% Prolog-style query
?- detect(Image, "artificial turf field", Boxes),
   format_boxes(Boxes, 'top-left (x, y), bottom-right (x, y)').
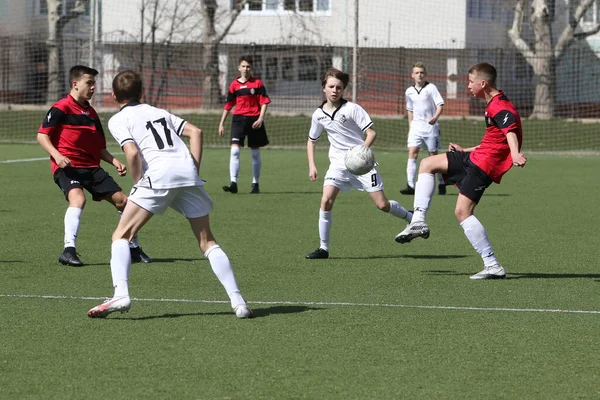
top-left (0, 144), bottom-right (599, 399)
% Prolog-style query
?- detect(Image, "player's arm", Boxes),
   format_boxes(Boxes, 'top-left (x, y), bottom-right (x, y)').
top-left (407, 110), bottom-right (413, 132)
top-left (218, 109), bottom-right (230, 137)
top-left (364, 127), bottom-right (377, 147)
top-left (252, 103), bottom-right (268, 129)
top-left (121, 142), bottom-right (143, 183)
top-left (182, 122), bottom-right (203, 172)
top-left (506, 131), bottom-right (527, 167)
top-left (307, 139), bottom-right (318, 181)
top-left (448, 142), bottom-right (478, 152)
top-left (100, 149), bottom-right (127, 176)
top-left (37, 133), bottom-right (71, 168)
top-left (429, 104), bottom-right (444, 125)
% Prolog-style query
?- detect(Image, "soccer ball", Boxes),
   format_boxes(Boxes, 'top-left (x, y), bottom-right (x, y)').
top-left (344, 145), bottom-right (375, 175)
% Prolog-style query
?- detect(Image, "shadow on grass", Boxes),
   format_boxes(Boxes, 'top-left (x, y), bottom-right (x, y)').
top-left (330, 254), bottom-right (468, 260)
top-left (0, 260), bottom-right (24, 263)
top-left (231, 191), bottom-right (322, 195)
top-left (114, 305), bottom-right (321, 321)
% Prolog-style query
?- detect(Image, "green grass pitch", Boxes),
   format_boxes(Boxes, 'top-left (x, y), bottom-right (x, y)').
top-left (0, 144), bottom-right (599, 399)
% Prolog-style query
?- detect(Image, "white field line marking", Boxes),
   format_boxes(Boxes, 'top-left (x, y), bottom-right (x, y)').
top-left (0, 157), bottom-right (48, 163)
top-left (1, 293), bottom-right (599, 315)
top-left (0, 152), bottom-right (124, 164)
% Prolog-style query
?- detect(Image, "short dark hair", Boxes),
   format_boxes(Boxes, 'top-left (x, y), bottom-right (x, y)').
top-left (239, 55), bottom-right (253, 65)
top-left (468, 62), bottom-right (497, 86)
top-left (69, 65), bottom-right (98, 85)
top-left (321, 68), bottom-right (350, 89)
top-left (112, 70), bottom-right (143, 103)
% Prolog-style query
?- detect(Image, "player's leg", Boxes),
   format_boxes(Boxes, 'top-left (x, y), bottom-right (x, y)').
top-left (87, 200), bottom-right (154, 318)
top-left (250, 147), bottom-right (261, 193)
top-left (223, 116), bottom-right (245, 193)
top-left (189, 215), bottom-right (253, 318)
top-left (454, 169), bottom-right (503, 280)
top-left (102, 184), bottom-right (152, 264)
top-left (368, 190), bottom-right (412, 222)
top-left (395, 153), bottom-right (449, 243)
top-left (426, 134), bottom-right (446, 195)
top-left (401, 145), bottom-right (420, 195)
top-left (54, 168), bottom-right (86, 266)
top-left (306, 184), bottom-right (340, 259)
top-left (248, 119), bottom-right (268, 194)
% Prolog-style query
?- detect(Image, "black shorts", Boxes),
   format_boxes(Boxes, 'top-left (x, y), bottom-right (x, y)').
top-left (445, 151), bottom-right (493, 204)
top-left (53, 167), bottom-right (122, 202)
top-left (230, 114), bottom-right (269, 148)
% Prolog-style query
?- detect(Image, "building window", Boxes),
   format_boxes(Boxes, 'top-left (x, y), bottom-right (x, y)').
top-left (236, 0), bottom-right (330, 13)
top-left (265, 57), bottom-right (278, 80)
top-left (298, 55), bottom-right (318, 81)
top-left (581, 0), bottom-right (599, 25)
top-left (34, 0), bottom-right (90, 17)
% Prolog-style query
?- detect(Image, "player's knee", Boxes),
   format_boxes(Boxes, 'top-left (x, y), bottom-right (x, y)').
top-left (375, 199), bottom-right (389, 212)
top-left (112, 194), bottom-right (128, 210)
top-left (320, 197), bottom-right (334, 211)
top-left (454, 207), bottom-right (471, 223)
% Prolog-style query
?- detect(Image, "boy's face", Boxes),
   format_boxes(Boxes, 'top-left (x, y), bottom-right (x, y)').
top-left (411, 67), bottom-right (426, 84)
top-left (238, 61), bottom-right (252, 78)
top-left (468, 72), bottom-right (485, 98)
top-left (323, 77), bottom-right (345, 103)
top-left (72, 74), bottom-right (96, 100)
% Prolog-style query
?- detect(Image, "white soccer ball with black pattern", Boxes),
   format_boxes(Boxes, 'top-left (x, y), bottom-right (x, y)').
top-left (344, 145), bottom-right (375, 175)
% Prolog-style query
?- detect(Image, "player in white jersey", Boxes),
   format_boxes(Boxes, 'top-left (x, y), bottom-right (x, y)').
top-left (400, 62), bottom-right (446, 196)
top-left (88, 70), bottom-right (253, 319)
top-left (305, 68), bottom-right (413, 259)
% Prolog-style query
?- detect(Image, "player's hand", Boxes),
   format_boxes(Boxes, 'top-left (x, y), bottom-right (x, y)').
top-left (114, 160), bottom-right (127, 176)
top-left (512, 153), bottom-right (527, 167)
top-left (428, 118), bottom-right (437, 125)
top-left (55, 155), bottom-right (71, 168)
top-left (218, 124), bottom-right (225, 137)
top-left (252, 119), bottom-right (263, 129)
top-left (448, 142), bottom-right (463, 152)
top-left (309, 167), bottom-right (318, 181)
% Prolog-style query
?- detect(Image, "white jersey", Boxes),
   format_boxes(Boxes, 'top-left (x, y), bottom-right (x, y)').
top-left (405, 82), bottom-right (444, 136)
top-left (308, 99), bottom-right (373, 168)
top-left (108, 103), bottom-right (202, 189)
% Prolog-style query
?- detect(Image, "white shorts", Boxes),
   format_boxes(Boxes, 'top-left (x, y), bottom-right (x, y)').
top-left (407, 122), bottom-right (441, 152)
top-left (324, 166), bottom-right (384, 193)
top-left (407, 133), bottom-right (441, 152)
top-left (128, 185), bottom-right (214, 218)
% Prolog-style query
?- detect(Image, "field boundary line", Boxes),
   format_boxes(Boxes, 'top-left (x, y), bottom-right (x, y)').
top-left (2, 293), bottom-right (599, 315)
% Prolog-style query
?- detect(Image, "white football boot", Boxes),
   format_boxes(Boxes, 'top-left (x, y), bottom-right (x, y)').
top-left (88, 296), bottom-right (132, 318)
top-left (469, 264), bottom-right (506, 280)
top-left (234, 304), bottom-right (254, 319)
top-left (395, 221), bottom-right (430, 243)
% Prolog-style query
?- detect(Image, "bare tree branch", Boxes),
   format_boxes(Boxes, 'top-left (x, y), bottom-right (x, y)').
top-left (555, 0), bottom-right (597, 58)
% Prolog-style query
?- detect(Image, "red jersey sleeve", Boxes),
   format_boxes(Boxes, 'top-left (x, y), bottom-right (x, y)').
top-left (38, 106), bottom-right (67, 136)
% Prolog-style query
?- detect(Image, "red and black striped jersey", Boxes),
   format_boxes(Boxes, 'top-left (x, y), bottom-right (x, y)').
top-left (224, 77), bottom-right (270, 116)
top-left (38, 94), bottom-right (107, 174)
top-left (470, 91), bottom-right (522, 184)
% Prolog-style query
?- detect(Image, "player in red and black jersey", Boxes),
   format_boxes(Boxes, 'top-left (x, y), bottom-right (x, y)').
top-left (37, 65), bottom-right (151, 266)
top-left (396, 62), bottom-right (527, 280)
top-left (218, 56), bottom-right (271, 194)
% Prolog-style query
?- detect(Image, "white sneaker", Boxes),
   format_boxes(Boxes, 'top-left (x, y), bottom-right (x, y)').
top-left (395, 221), bottom-right (430, 243)
top-left (234, 304), bottom-right (254, 319)
top-left (469, 264), bottom-right (506, 280)
top-left (88, 296), bottom-right (131, 318)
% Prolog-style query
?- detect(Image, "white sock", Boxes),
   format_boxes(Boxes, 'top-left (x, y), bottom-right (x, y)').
top-left (204, 245), bottom-right (245, 308)
top-left (318, 210), bottom-right (332, 251)
top-left (111, 239), bottom-right (131, 298)
top-left (460, 215), bottom-right (498, 267)
top-left (436, 173), bottom-right (445, 185)
top-left (388, 200), bottom-right (412, 222)
top-left (64, 207), bottom-right (82, 248)
top-left (251, 148), bottom-right (261, 184)
top-left (406, 158), bottom-right (417, 188)
top-left (412, 173), bottom-right (435, 223)
top-left (229, 146), bottom-right (240, 183)
top-left (118, 211), bottom-right (139, 248)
